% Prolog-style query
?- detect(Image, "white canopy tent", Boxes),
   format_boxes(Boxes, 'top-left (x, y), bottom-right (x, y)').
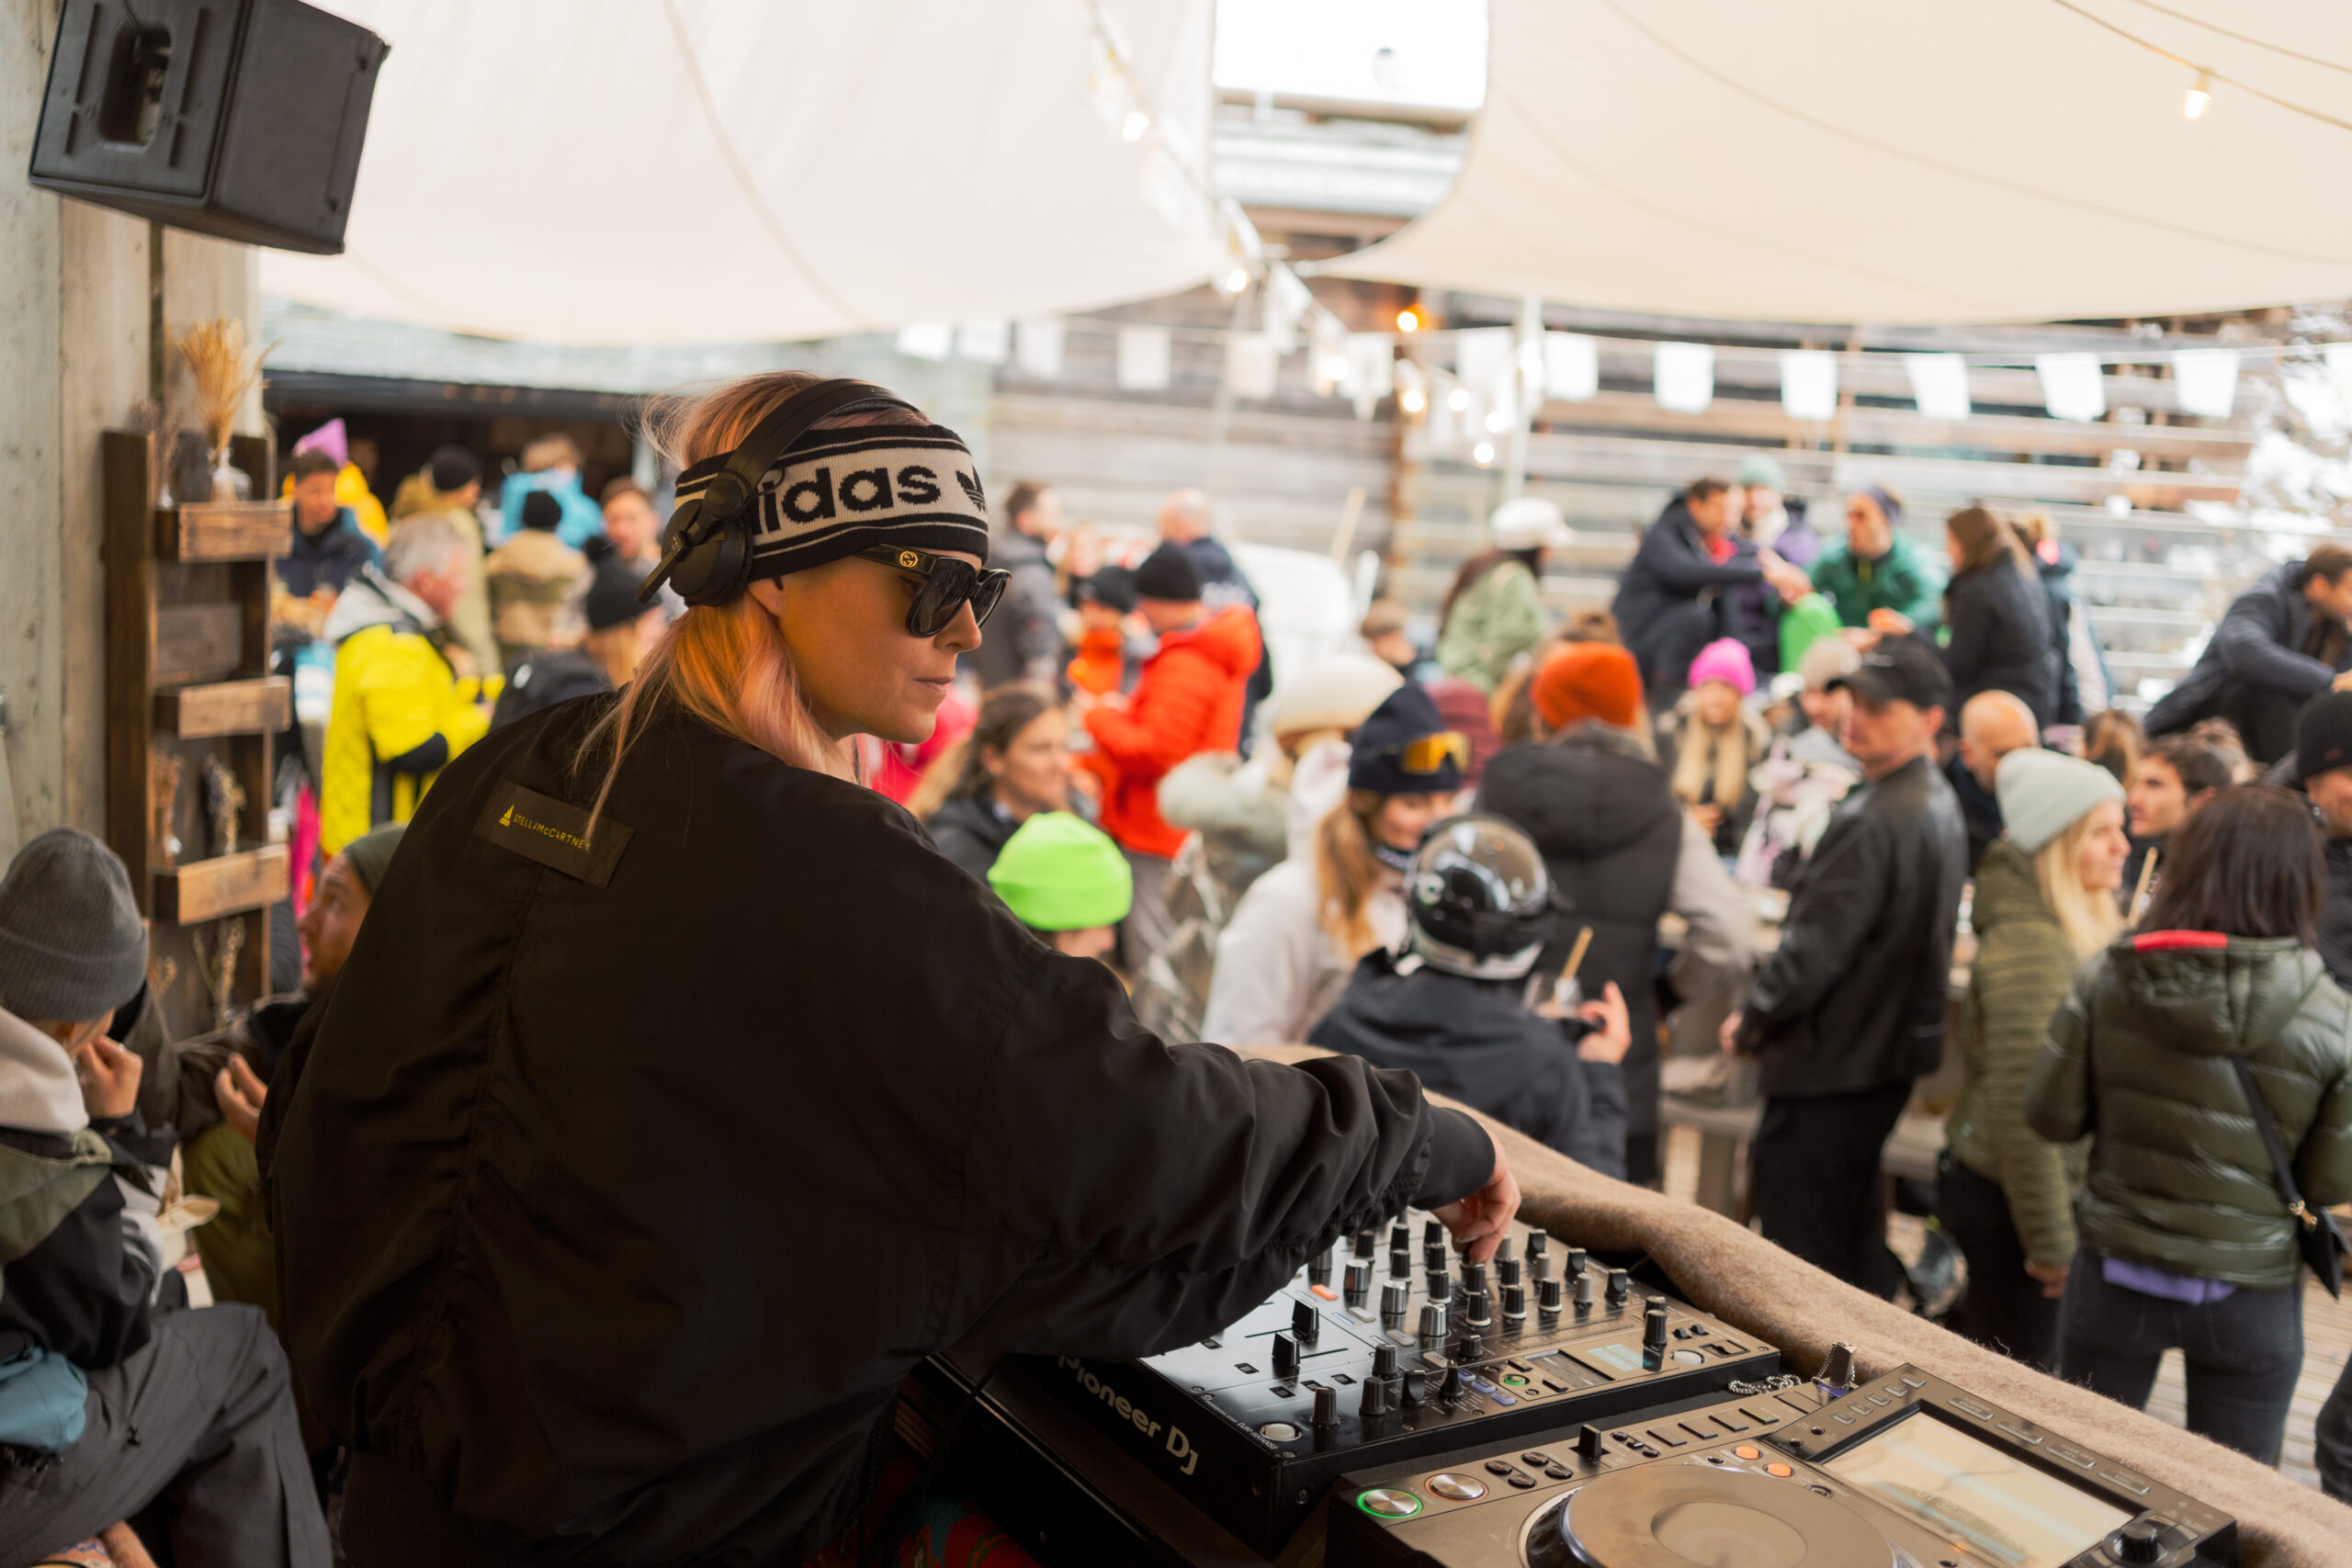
top-left (262, 0), bottom-right (1219, 344)
top-left (1328, 0), bottom-right (2352, 323)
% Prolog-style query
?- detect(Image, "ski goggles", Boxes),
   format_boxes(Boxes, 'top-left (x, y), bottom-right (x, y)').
top-left (1367, 731), bottom-right (1471, 776)
top-left (856, 545), bottom-right (1011, 637)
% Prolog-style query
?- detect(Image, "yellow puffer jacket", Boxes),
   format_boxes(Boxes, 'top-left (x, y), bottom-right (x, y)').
top-left (320, 570), bottom-right (491, 854)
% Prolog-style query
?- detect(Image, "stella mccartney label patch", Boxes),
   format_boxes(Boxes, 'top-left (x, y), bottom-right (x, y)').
top-left (474, 783), bottom-right (632, 886)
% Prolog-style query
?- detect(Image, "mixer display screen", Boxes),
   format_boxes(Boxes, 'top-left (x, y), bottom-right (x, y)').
top-left (1825, 1411), bottom-right (2132, 1568)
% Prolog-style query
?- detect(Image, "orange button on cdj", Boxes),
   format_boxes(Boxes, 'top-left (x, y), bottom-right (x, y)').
top-left (1732, 1445), bottom-right (1761, 1461)
top-left (1309, 1285), bottom-right (1338, 1301)
top-left (1764, 1462), bottom-right (1793, 1478)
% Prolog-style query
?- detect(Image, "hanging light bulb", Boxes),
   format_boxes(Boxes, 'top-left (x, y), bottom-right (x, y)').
top-left (1447, 387), bottom-right (1471, 412)
top-left (1400, 386), bottom-right (1427, 413)
top-left (1483, 408), bottom-right (1510, 434)
top-left (1396, 307), bottom-right (1421, 333)
top-left (1473, 441), bottom-right (1496, 467)
top-left (2183, 66), bottom-right (2211, 120)
top-left (1122, 108), bottom-right (1152, 141)
top-left (1223, 266), bottom-right (1250, 295)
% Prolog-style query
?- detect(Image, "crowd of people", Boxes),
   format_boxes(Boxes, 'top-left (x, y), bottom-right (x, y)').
top-left (8, 378), bottom-right (2352, 1564)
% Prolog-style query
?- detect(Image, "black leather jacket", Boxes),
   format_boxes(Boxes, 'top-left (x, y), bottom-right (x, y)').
top-left (1736, 753), bottom-right (1967, 1097)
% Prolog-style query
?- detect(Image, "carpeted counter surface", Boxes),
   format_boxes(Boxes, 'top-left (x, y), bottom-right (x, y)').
top-left (1242, 1045), bottom-right (2352, 1568)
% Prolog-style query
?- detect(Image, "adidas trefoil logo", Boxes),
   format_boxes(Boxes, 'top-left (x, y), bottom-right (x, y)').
top-left (956, 469), bottom-right (986, 512)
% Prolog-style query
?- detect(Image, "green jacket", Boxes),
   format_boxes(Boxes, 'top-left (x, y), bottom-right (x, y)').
top-left (2027, 931), bottom-right (2352, 1289)
top-left (1946, 840), bottom-right (2087, 1269)
top-left (1437, 558), bottom-right (1545, 694)
top-left (1810, 535), bottom-right (1943, 631)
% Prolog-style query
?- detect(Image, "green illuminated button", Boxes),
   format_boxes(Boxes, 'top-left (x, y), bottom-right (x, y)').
top-left (1356, 1487), bottom-right (1423, 1517)
top-left (1502, 1373), bottom-right (1529, 1386)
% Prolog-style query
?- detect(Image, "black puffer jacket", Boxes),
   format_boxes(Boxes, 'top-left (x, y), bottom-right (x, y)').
top-left (2321, 837), bottom-right (2352, 994)
top-left (1941, 558), bottom-right (2056, 727)
top-left (924, 791), bottom-right (1018, 884)
top-left (1476, 731), bottom-right (1682, 1144)
top-left (1611, 498), bottom-right (1762, 697)
top-left (1310, 952), bottom-right (1628, 1179)
top-left (1736, 754), bottom-right (1968, 1097)
top-left (266, 695), bottom-right (1491, 1565)
top-left (2028, 931), bottom-right (2352, 1289)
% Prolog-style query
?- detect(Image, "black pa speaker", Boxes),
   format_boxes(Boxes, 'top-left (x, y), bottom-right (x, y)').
top-left (28, 0), bottom-right (389, 254)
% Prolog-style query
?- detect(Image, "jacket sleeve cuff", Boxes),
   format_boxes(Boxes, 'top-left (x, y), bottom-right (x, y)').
top-left (1413, 1108), bottom-right (1494, 1207)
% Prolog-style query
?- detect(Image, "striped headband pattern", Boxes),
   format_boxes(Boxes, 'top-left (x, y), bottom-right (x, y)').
top-left (672, 424), bottom-right (990, 580)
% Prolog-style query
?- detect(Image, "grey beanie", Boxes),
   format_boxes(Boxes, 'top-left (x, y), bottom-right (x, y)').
top-left (0, 828), bottom-right (150, 1021)
top-left (1996, 747), bottom-right (2124, 856)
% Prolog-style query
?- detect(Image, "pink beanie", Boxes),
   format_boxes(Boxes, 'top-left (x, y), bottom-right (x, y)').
top-left (1687, 638), bottom-right (1756, 698)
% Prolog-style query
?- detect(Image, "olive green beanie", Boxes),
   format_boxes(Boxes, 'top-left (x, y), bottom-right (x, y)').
top-left (988, 813), bottom-right (1132, 932)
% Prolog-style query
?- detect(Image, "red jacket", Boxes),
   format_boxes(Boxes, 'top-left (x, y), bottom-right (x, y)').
top-left (1085, 606), bottom-right (1262, 858)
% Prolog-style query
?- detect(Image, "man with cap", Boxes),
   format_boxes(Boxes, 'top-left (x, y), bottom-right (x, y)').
top-left (1722, 635), bottom-right (1968, 1294)
top-left (1438, 497), bottom-right (1572, 694)
top-left (1084, 541), bottom-right (1264, 968)
top-left (1614, 478), bottom-right (1811, 705)
top-left (183, 822), bottom-right (406, 1323)
top-left (987, 812), bottom-right (1134, 963)
top-left (485, 488), bottom-right (591, 669)
top-left (0, 829), bottom-right (328, 1568)
top-left (1810, 486), bottom-right (1944, 634)
top-left (1478, 643), bottom-right (1753, 1184)
top-left (1066, 565), bottom-right (1140, 698)
top-left (1158, 487), bottom-right (1272, 741)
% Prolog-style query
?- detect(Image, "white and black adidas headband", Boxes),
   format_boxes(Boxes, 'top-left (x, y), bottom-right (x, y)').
top-left (672, 423), bottom-right (990, 581)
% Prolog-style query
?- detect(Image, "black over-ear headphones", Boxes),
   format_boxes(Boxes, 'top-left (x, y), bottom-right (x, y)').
top-left (639, 378), bottom-right (915, 608)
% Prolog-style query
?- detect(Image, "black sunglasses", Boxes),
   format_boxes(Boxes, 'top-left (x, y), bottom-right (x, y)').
top-left (855, 545), bottom-right (1011, 637)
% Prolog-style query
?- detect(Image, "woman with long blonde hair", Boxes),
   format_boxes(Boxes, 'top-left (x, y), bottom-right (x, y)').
top-left (267, 371), bottom-right (1518, 1567)
top-left (1936, 748), bottom-right (2127, 1371)
top-left (1203, 682), bottom-right (1462, 1045)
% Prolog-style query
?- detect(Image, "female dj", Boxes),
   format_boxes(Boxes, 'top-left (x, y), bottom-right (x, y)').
top-left (264, 372), bottom-right (1518, 1566)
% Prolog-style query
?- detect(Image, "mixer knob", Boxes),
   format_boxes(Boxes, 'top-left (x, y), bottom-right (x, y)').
top-left (1307, 1249), bottom-right (1333, 1288)
top-left (1418, 1303), bottom-right (1449, 1345)
top-left (1573, 1273), bottom-right (1596, 1314)
top-left (1353, 1228), bottom-right (1375, 1258)
top-left (1501, 1283), bottom-right (1527, 1323)
top-left (1424, 1219), bottom-right (1443, 1246)
top-left (1390, 1224), bottom-right (1410, 1252)
top-left (1642, 1298), bottom-right (1669, 1351)
top-left (1497, 1257), bottom-right (1521, 1288)
top-left (1427, 1273), bottom-right (1453, 1303)
top-left (1292, 1299), bottom-right (1319, 1345)
top-left (1494, 1235), bottom-right (1514, 1260)
top-left (1464, 1290), bottom-right (1493, 1328)
top-left (1381, 1282), bottom-right (1409, 1326)
top-left (2112, 1520), bottom-right (2165, 1566)
top-left (1402, 1369), bottom-right (1429, 1405)
top-left (1605, 1269), bottom-right (1631, 1307)
top-left (1344, 1260), bottom-right (1371, 1307)
top-left (1312, 1384), bottom-right (1340, 1430)
top-left (1461, 1261), bottom-right (1488, 1298)
top-left (1454, 1330), bottom-right (1484, 1364)
top-left (1424, 1242), bottom-right (1447, 1273)
top-left (1272, 1333), bottom-right (1299, 1380)
top-left (1439, 1366), bottom-right (1465, 1403)
top-left (1566, 1247), bottom-right (1589, 1279)
top-left (1360, 1375), bottom-right (1388, 1418)
top-left (1575, 1423), bottom-right (1606, 1461)
top-left (1390, 1247), bottom-right (1411, 1280)
top-left (1373, 1344), bottom-right (1399, 1379)
top-left (1527, 1231), bottom-right (1549, 1258)
top-left (1538, 1277), bottom-right (1564, 1316)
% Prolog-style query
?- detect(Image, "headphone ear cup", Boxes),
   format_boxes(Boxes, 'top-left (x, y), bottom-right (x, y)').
top-left (671, 518), bottom-right (751, 607)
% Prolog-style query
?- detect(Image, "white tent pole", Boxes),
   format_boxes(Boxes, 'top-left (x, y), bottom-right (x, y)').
top-left (1499, 292), bottom-right (1543, 505)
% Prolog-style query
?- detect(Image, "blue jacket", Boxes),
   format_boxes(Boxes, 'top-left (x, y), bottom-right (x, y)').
top-left (277, 506), bottom-right (382, 599)
top-left (498, 469), bottom-right (605, 551)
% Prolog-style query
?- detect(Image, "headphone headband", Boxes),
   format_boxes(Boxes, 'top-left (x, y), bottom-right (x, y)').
top-left (640, 378), bottom-right (919, 607)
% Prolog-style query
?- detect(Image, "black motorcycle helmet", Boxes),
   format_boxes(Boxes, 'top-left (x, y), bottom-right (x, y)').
top-left (1404, 813), bottom-right (1554, 981)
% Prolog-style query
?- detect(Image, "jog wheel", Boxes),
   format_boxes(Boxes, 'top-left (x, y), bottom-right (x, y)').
top-left (1524, 1468), bottom-right (1894, 1568)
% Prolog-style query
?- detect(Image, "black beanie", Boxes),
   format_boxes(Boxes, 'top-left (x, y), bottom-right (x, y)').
top-left (520, 490), bottom-right (563, 532)
top-left (1082, 566), bottom-right (1138, 615)
top-left (428, 445), bottom-right (481, 492)
top-left (581, 537), bottom-right (648, 632)
top-left (1349, 682), bottom-right (1463, 795)
top-left (1133, 542), bottom-right (1202, 604)
top-left (2297, 691), bottom-right (2352, 783)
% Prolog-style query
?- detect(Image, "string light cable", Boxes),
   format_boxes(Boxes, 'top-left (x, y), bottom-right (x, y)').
top-left (2111, 0), bottom-right (2352, 78)
top-left (2042, 0), bottom-right (2352, 132)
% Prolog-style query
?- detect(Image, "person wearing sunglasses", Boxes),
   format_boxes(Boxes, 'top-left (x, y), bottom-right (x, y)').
top-left (1204, 683), bottom-right (1467, 1047)
top-left (263, 371), bottom-right (1520, 1568)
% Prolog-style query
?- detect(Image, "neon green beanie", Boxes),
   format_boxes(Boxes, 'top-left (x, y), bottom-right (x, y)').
top-left (988, 812), bottom-right (1133, 931)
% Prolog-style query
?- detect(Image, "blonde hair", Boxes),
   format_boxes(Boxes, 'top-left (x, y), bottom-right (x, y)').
top-left (1316, 791), bottom-right (1395, 960)
top-left (1669, 700), bottom-right (1757, 817)
top-left (2035, 809), bottom-right (2125, 959)
top-left (572, 371), bottom-right (926, 821)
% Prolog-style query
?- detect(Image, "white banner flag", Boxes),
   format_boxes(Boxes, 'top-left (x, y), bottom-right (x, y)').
top-left (1905, 353), bottom-right (1972, 421)
top-left (1543, 333), bottom-right (1599, 401)
top-left (1780, 350), bottom-right (1838, 422)
top-left (2037, 353), bottom-right (2107, 423)
top-left (956, 320), bottom-right (1009, 365)
top-left (1261, 264), bottom-right (1311, 356)
top-left (1655, 342), bottom-right (1713, 413)
top-left (894, 322), bottom-right (953, 362)
top-left (1116, 325), bottom-right (1172, 391)
top-left (2172, 347), bottom-right (2240, 418)
top-left (1013, 318), bottom-right (1065, 378)
top-left (1225, 334), bottom-right (1278, 400)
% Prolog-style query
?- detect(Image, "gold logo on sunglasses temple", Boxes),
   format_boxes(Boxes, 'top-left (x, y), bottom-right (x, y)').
top-left (899, 549), bottom-right (922, 570)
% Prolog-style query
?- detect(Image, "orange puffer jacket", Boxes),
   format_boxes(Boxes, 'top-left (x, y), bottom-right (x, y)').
top-left (1085, 606), bottom-right (1262, 858)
